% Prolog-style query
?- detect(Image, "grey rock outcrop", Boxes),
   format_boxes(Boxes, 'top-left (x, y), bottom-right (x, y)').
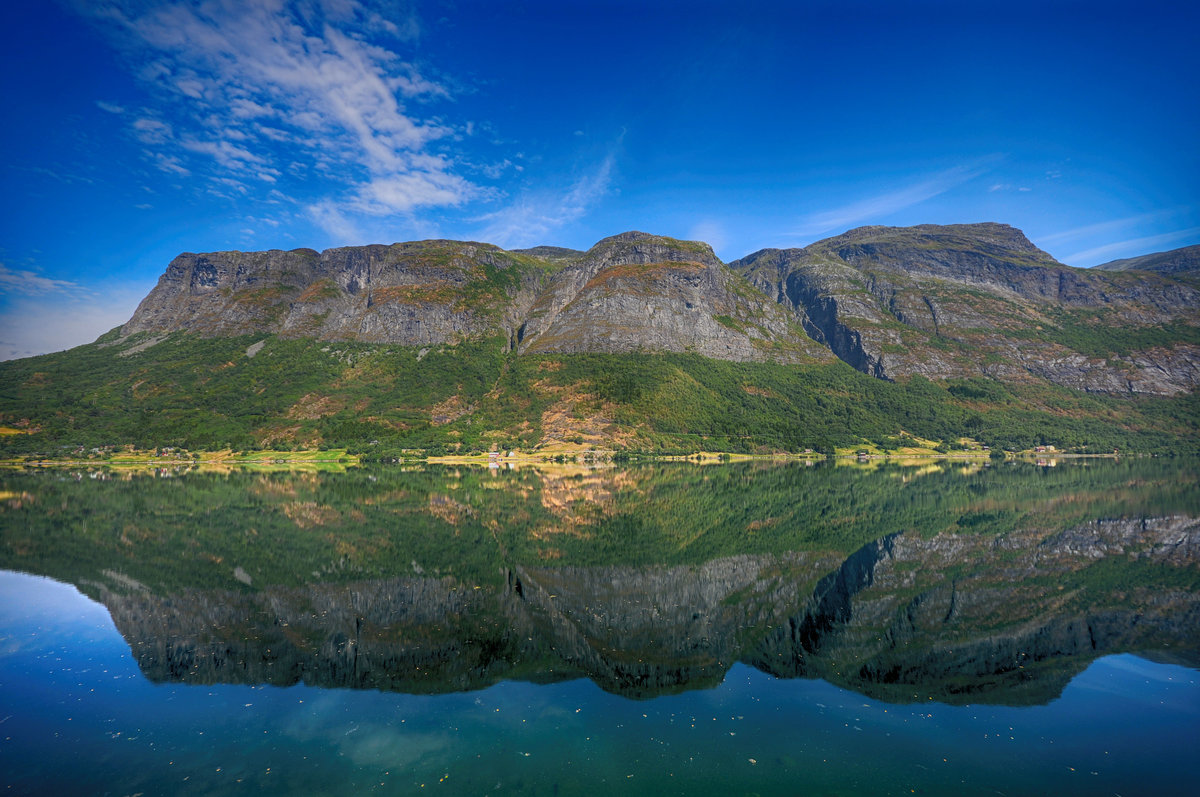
top-left (516, 232), bottom-right (830, 363)
top-left (121, 232), bottom-right (831, 364)
top-left (730, 224), bottom-right (1200, 394)
top-left (122, 240), bottom-right (547, 348)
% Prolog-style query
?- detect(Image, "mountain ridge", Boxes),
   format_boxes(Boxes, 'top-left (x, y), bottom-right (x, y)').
top-left (120, 223), bottom-right (1200, 396)
top-left (2, 223), bottom-right (1197, 457)
top-left (1093, 243), bottom-right (1200, 278)
top-left (729, 224), bottom-right (1199, 394)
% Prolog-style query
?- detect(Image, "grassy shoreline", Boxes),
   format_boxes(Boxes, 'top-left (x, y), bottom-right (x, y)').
top-left (0, 442), bottom-right (1125, 471)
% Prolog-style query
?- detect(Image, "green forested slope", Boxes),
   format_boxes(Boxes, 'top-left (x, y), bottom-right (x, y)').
top-left (1, 329), bottom-right (1195, 456)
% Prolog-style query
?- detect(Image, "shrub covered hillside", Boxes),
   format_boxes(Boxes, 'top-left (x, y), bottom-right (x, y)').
top-left (1, 329), bottom-right (1196, 456)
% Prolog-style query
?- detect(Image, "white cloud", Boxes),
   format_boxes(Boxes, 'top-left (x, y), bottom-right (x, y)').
top-left (82, 0), bottom-right (478, 224)
top-left (180, 138), bottom-right (267, 169)
top-left (0, 291), bottom-right (149, 361)
top-left (148, 153), bottom-right (188, 177)
top-left (792, 162), bottom-right (992, 237)
top-left (474, 155), bottom-right (614, 248)
top-left (0, 265), bottom-right (89, 297)
top-left (351, 170), bottom-right (478, 214)
top-left (95, 100), bottom-right (125, 114)
top-left (131, 117), bottom-right (172, 144)
top-left (0, 268), bottom-right (151, 360)
top-left (306, 200), bottom-right (364, 245)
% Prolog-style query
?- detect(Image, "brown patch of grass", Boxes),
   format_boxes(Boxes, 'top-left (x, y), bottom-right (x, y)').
top-left (535, 382), bottom-right (638, 449)
top-left (286, 393), bottom-right (346, 420)
top-left (582, 261), bottom-right (706, 292)
top-left (0, 491), bottom-right (34, 508)
top-left (371, 284), bottom-right (457, 305)
top-left (255, 424), bottom-right (317, 448)
top-left (430, 394), bottom-right (473, 425)
top-left (298, 278), bottom-right (341, 302)
top-left (364, 415), bottom-right (412, 431)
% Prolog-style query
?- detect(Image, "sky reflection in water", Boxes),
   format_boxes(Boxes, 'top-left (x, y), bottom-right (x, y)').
top-left (2, 571), bottom-right (1198, 795)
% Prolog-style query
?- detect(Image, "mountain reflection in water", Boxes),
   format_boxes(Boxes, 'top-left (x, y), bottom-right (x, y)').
top-left (2, 459), bottom-right (1197, 706)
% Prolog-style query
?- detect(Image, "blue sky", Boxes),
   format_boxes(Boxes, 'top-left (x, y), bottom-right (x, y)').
top-left (2, 0), bottom-right (1197, 359)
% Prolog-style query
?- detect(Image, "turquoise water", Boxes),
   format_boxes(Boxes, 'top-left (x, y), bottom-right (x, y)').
top-left (2, 574), bottom-right (1198, 796)
top-left (1, 460), bottom-right (1198, 794)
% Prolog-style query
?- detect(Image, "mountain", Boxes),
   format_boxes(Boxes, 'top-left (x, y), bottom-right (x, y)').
top-left (2, 224), bottom-right (1198, 456)
top-left (123, 231), bottom-right (829, 364)
top-left (729, 223), bottom-right (1200, 395)
top-left (121, 224), bottom-right (1200, 395)
top-left (512, 232), bottom-right (828, 363)
top-left (1093, 243), bottom-right (1200, 279)
top-left (122, 239), bottom-right (547, 346)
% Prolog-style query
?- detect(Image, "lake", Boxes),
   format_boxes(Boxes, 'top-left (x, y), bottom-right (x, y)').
top-left (1, 458), bottom-right (1197, 795)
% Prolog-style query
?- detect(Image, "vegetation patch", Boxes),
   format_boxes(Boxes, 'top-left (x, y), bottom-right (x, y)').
top-left (0, 333), bottom-right (1196, 458)
top-left (297, 279), bottom-right (341, 302)
top-left (582, 261), bottom-right (706, 293)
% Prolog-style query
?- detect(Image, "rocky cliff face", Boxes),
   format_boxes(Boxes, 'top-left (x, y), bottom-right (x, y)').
top-left (121, 224), bottom-right (1199, 394)
top-left (92, 514), bottom-right (1200, 704)
top-left (122, 240), bottom-right (548, 348)
top-left (516, 232), bottom-right (829, 363)
top-left (122, 232), bottom-right (830, 364)
top-left (730, 224), bottom-right (1200, 395)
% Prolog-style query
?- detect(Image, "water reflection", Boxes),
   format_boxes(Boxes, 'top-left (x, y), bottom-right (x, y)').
top-left (2, 459), bottom-right (1197, 705)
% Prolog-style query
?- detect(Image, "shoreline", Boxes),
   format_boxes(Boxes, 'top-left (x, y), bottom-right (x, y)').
top-left (0, 448), bottom-right (1130, 471)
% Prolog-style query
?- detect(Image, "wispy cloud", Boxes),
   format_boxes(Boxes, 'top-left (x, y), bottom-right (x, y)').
top-left (0, 266), bottom-right (151, 360)
top-left (473, 155), bottom-right (615, 248)
top-left (0, 289), bottom-right (150, 361)
top-left (0, 265), bottom-right (90, 297)
top-left (81, 0), bottom-right (477, 228)
top-left (1035, 209), bottom-right (1186, 248)
top-left (792, 163), bottom-right (991, 237)
top-left (1064, 226), bottom-right (1200, 267)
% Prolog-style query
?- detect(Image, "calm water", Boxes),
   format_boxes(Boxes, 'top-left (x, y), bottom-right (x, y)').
top-left (1, 459), bottom-right (1198, 795)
